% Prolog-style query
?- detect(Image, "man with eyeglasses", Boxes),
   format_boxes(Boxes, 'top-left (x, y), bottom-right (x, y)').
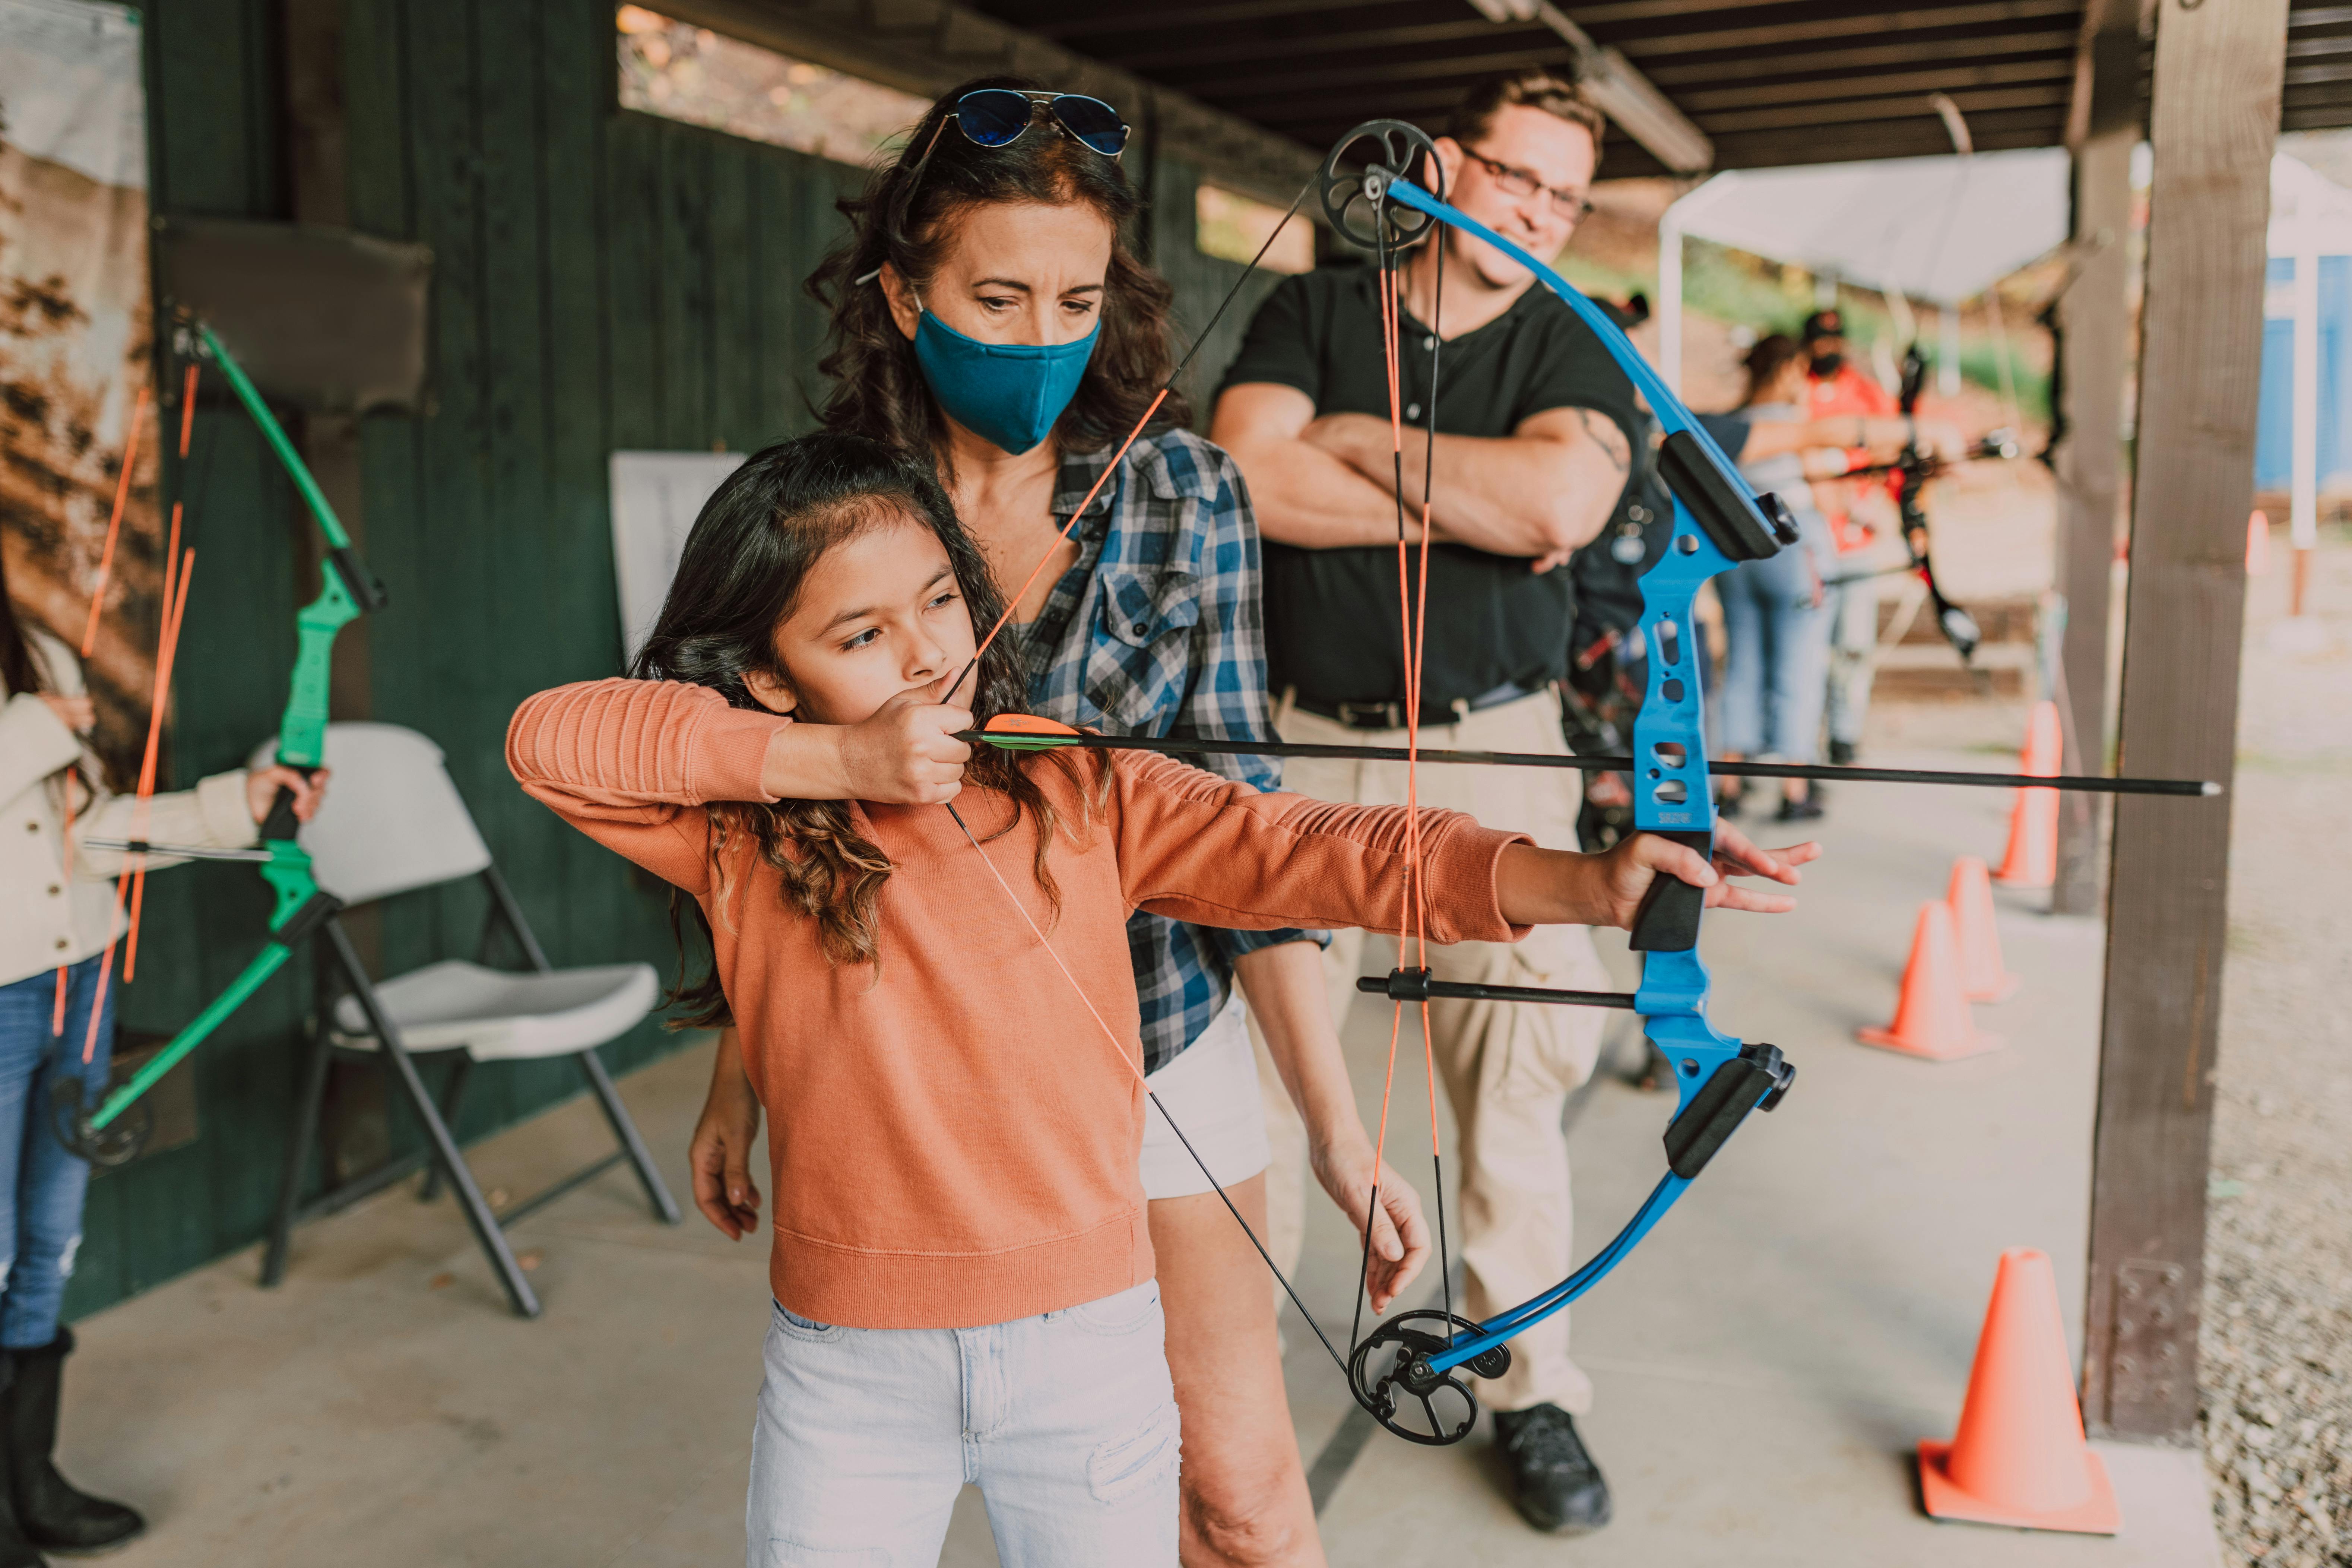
top-left (1212, 69), bottom-right (1637, 1539)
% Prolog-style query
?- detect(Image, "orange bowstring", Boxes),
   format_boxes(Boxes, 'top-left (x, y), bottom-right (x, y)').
top-left (123, 366), bottom-right (200, 981)
top-left (79, 385), bottom-right (149, 658)
top-left (123, 549), bottom-right (195, 983)
top-left (83, 550), bottom-right (191, 1063)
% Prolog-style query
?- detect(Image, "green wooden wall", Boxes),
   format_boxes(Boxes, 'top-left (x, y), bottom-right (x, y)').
top-left (70, 0), bottom-right (1277, 1318)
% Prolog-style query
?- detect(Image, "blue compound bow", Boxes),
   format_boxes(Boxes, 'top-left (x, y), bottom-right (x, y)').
top-left (966, 118), bottom-right (2210, 1450)
top-left (1312, 121), bottom-right (1798, 1444)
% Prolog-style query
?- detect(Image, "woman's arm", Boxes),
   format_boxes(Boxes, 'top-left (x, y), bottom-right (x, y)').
top-left (1233, 942), bottom-right (1428, 1311)
top-left (0, 692), bottom-right (86, 807)
top-left (72, 765), bottom-right (326, 880)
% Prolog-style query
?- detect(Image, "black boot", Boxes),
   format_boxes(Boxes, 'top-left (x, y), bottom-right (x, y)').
top-left (3, 1332), bottom-right (142, 1555)
top-left (0, 1447), bottom-right (45, 1567)
top-left (1492, 1403), bottom-right (1611, 1534)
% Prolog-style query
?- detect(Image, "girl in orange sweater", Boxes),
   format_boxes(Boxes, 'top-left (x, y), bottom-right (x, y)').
top-left (506, 432), bottom-right (1809, 1568)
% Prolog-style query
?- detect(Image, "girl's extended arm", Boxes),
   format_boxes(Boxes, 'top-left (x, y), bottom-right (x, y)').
top-left (1109, 749), bottom-right (1816, 941)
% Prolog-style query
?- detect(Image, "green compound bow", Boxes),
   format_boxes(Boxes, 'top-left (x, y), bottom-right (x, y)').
top-left (53, 320), bottom-right (388, 1166)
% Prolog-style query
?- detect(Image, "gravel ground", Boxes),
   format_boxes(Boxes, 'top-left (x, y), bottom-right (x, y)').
top-left (2201, 522), bottom-right (2352, 1566)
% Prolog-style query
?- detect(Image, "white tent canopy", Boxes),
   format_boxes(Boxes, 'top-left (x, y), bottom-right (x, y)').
top-left (1657, 147), bottom-right (2073, 395)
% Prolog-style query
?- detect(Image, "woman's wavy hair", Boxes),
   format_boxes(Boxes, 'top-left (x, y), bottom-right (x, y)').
top-left (631, 432), bottom-right (1091, 1018)
top-left (807, 75), bottom-right (1184, 465)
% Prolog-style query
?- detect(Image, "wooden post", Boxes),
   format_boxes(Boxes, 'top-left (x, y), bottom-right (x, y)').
top-left (2050, 2), bottom-right (2139, 915)
top-left (2082, 0), bottom-right (2285, 1442)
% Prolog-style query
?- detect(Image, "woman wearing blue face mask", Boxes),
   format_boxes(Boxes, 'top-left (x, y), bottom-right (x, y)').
top-left (681, 76), bottom-right (1431, 1568)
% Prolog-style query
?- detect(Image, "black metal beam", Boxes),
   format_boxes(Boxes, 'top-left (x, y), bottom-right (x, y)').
top-left (1616, 0), bottom-right (2080, 60)
top-left (1643, 28), bottom-right (2080, 84)
top-left (1107, 17), bottom-right (1512, 73)
top-left (1698, 81), bottom-right (2070, 132)
top-left (1028, 0), bottom-right (1381, 44)
top-left (1675, 57), bottom-right (2074, 112)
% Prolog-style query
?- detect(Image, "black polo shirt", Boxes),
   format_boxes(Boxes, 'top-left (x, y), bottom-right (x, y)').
top-left (1218, 265), bottom-right (1643, 709)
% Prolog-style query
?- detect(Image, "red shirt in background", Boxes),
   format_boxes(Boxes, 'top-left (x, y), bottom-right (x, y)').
top-left (1807, 364), bottom-right (1898, 554)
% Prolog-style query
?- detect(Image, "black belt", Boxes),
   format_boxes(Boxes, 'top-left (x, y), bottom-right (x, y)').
top-left (1291, 681), bottom-right (1543, 731)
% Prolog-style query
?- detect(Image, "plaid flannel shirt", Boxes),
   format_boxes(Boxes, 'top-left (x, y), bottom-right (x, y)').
top-left (1017, 428), bottom-right (1317, 1077)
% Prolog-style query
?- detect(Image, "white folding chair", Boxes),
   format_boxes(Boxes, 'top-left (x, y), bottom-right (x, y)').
top-left (256, 723), bottom-right (679, 1316)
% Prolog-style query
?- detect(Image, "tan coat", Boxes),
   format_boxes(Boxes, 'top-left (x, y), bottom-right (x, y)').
top-left (0, 629), bottom-right (258, 989)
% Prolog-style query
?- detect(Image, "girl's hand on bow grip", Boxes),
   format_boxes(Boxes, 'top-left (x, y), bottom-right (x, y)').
top-left (1595, 825), bottom-right (1817, 925)
top-left (1496, 827), bottom-right (1820, 930)
top-left (837, 689), bottom-right (973, 805)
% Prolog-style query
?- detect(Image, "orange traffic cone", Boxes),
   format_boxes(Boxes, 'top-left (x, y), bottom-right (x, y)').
top-left (1857, 902), bottom-right (1999, 1060)
top-left (1993, 701), bottom-right (2060, 888)
top-left (1946, 856), bottom-right (2020, 1003)
top-left (2247, 509), bottom-right (2272, 576)
top-left (1919, 1249), bottom-right (2120, 1533)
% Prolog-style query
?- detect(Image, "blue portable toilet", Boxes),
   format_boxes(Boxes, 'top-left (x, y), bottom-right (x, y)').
top-left (2259, 156), bottom-right (2352, 545)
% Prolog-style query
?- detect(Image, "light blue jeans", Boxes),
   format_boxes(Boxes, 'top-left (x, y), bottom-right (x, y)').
top-left (1717, 543), bottom-right (1833, 764)
top-left (1826, 570), bottom-right (1882, 748)
top-left (0, 957), bottom-right (114, 1348)
top-left (745, 1280), bottom-right (1179, 1567)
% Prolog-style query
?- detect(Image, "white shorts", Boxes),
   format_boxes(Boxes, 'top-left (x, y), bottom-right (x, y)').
top-left (1138, 994), bottom-right (1271, 1200)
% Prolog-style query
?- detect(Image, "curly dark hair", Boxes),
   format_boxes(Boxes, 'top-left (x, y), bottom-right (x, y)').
top-left (631, 432), bottom-right (1094, 1009)
top-left (807, 75), bottom-right (1185, 468)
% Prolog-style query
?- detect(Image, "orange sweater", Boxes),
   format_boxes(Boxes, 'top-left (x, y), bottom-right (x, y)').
top-left (507, 679), bottom-right (1529, 1329)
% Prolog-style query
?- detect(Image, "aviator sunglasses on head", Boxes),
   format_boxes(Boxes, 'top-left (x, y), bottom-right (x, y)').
top-left (858, 90), bottom-right (1132, 285)
top-left (931, 88), bottom-right (1130, 160)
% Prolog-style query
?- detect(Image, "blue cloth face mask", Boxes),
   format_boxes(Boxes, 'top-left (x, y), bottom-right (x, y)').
top-left (911, 303), bottom-right (1100, 456)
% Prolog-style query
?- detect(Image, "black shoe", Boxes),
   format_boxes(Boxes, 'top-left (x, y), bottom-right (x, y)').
top-left (1828, 739), bottom-right (1857, 766)
top-left (1492, 1403), bottom-right (1611, 1534)
top-left (1775, 795), bottom-right (1825, 823)
top-left (3, 1332), bottom-right (143, 1555)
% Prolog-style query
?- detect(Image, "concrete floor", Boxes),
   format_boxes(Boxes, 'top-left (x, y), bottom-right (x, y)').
top-left (58, 726), bottom-right (2222, 1567)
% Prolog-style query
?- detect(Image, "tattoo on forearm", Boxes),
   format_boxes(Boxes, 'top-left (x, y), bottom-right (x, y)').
top-left (1575, 408), bottom-right (1632, 476)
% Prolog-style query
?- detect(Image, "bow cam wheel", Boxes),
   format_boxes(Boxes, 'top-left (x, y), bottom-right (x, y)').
top-left (1319, 120), bottom-right (1444, 253)
top-left (49, 1077), bottom-right (148, 1169)
top-left (1347, 1309), bottom-right (1510, 1446)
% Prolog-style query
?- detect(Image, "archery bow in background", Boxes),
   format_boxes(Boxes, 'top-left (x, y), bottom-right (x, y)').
top-left (967, 117), bottom-right (2218, 1450)
top-left (50, 317), bottom-right (388, 1166)
top-left (1820, 344), bottom-right (2026, 666)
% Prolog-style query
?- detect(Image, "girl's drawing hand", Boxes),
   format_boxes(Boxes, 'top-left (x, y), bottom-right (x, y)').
top-left (840, 688), bottom-right (972, 805)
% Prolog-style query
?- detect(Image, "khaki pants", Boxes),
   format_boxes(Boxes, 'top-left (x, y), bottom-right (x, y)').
top-left (1249, 690), bottom-right (1605, 1415)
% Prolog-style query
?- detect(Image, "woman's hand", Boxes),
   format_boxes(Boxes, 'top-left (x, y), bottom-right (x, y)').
top-left (38, 694), bottom-right (93, 734)
top-left (1310, 1133), bottom-right (1430, 1313)
top-left (690, 1028), bottom-right (763, 1239)
top-left (837, 690), bottom-right (973, 805)
top-left (245, 765), bottom-right (330, 825)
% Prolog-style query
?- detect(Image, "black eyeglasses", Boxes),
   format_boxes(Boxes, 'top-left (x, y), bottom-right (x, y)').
top-left (1462, 149), bottom-right (1594, 222)
top-left (943, 89), bottom-right (1130, 159)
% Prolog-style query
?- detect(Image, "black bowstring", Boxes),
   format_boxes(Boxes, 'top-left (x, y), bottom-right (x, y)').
top-left (939, 799), bottom-right (1353, 1377)
top-left (941, 167), bottom-right (1370, 1383)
